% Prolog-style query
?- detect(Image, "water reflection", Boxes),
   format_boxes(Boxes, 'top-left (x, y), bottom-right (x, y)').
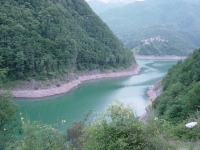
top-left (15, 59), bottom-right (177, 132)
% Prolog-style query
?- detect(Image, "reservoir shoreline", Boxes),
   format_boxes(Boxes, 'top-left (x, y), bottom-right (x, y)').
top-left (140, 81), bottom-right (163, 121)
top-left (4, 56), bottom-right (185, 99)
top-left (9, 65), bottom-right (141, 98)
top-left (15, 59), bottom-right (178, 131)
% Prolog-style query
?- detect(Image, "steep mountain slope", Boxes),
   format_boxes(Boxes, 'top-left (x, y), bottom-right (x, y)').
top-left (0, 0), bottom-right (134, 80)
top-left (99, 0), bottom-right (200, 56)
top-left (153, 49), bottom-right (200, 123)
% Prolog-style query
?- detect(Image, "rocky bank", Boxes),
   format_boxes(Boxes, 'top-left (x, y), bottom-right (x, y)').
top-left (139, 80), bottom-right (163, 121)
top-left (9, 65), bottom-right (141, 98)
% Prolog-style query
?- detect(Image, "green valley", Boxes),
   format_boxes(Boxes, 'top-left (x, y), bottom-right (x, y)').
top-left (1, 0), bottom-right (200, 149)
top-left (99, 0), bottom-right (200, 56)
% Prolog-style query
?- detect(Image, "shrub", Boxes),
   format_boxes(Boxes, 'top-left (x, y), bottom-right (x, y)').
top-left (0, 92), bottom-right (20, 149)
top-left (10, 121), bottom-right (67, 150)
top-left (67, 121), bottom-right (85, 149)
top-left (82, 101), bottom-right (175, 150)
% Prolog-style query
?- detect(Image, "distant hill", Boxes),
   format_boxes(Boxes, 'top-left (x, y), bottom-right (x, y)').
top-left (0, 0), bottom-right (134, 80)
top-left (125, 25), bottom-right (197, 56)
top-left (153, 49), bottom-right (200, 123)
top-left (99, 0), bottom-right (200, 56)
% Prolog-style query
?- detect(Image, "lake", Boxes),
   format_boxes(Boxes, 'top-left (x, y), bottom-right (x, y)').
top-left (14, 59), bottom-right (178, 132)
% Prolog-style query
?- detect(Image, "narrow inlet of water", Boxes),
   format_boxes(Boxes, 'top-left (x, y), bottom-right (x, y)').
top-left (14, 59), bottom-right (178, 132)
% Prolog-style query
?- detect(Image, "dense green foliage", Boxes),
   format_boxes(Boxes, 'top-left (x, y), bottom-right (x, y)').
top-left (4, 101), bottom-right (200, 149)
top-left (153, 49), bottom-right (200, 123)
top-left (99, 0), bottom-right (200, 56)
top-left (0, 68), bottom-right (7, 87)
top-left (0, 93), bottom-right (20, 149)
top-left (0, 0), bottom-right (134, 80)
top-left (0, 71), bottom-right (21, 149)
top-left (81, 102), bottom-right (175, 150)
top-left (66, 120), bottom-right (84, 149)
top-left (146, 112), bottom-right (200, 144)
top-left (10, 122), bottom-right (66, 150)
top-left (66, 110), bottom-right (91, 149)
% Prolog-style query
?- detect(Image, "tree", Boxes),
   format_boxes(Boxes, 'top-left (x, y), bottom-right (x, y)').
top-left (11, 122), bottom-right (66, 150)
top-left (0, 68), bottom-right (7, 87)
top-left (15, 51), bottom-right (25, 78)
top-left (0, 93), bottom-right (19, 150)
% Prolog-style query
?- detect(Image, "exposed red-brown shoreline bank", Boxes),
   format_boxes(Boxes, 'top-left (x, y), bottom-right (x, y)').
top-left (9, 65), bottom-right (141, 98)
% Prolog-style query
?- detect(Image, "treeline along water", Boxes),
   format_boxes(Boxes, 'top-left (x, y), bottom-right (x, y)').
top-left (14, 59), bottom-right (178, 132)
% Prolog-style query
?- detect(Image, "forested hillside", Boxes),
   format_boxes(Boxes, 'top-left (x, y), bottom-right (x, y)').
top-left (99, 0), bottom-right (200, 56)
top-left (153, 49), bottom-right (200, 123)
top-left (133, 41), bottom-right (189, 56)
top-left (124, 25), bottom-right (196, 56)
top-left (0, 0), bottom-right (134, 80)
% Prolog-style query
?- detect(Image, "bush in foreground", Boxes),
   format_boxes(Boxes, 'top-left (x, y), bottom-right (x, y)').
top-left (81, 101), bottom-right (175, 150)
top-left (6, 100), bottom-right (200, 150)
top-left (0, 93), bottom-right (20, 150)
top-left (8, 121), bottom-right (66, 150)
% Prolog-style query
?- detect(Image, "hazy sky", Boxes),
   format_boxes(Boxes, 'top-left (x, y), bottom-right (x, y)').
top-left (85, 0), bottom-right (145, 4)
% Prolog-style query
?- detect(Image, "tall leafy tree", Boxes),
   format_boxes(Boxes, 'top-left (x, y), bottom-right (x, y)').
top-left (0, 93), bottom-right (19, 149)
top-left (0, 70), bottom-right (20, 149)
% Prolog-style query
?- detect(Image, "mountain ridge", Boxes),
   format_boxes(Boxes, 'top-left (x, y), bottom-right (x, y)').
top-left (99, 0), bottom-right (200, 56)
top-left (0, 0), bottom-right (134, 81)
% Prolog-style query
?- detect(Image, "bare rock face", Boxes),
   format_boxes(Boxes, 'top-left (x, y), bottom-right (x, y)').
top-left (139, 80), bottom-right (163, 121)
top-left (147, 80), bottom-right (163, 102)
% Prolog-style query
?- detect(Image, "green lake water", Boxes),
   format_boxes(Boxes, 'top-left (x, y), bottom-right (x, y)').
top-left (14, 59), bottom-right (178, 132)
